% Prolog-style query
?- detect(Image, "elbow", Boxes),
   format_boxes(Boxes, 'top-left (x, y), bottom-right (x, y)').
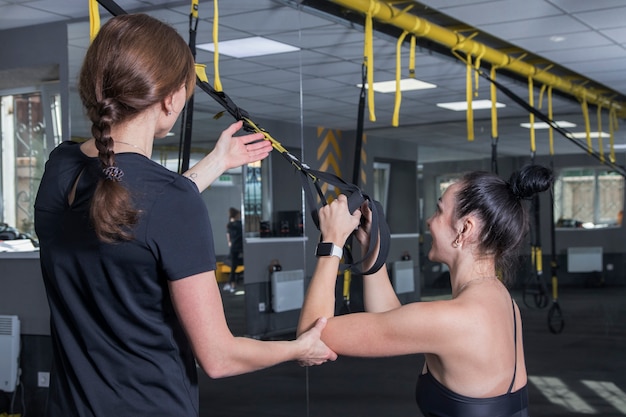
top-left (197, 358), bottom-right (235, 379)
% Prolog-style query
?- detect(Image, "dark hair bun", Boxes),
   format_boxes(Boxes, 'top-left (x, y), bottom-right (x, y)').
top-left (508, 164), bottom-right (554, 200)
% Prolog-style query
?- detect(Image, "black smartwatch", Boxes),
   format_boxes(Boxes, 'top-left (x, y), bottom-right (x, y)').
top-left (315, 242), bottom-right (343, 259)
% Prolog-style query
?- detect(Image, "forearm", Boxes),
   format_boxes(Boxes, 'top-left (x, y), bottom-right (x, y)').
top-left (297, 257), bottom-right (340, 336)
top-left (358, 235), bottom-right (401, 312)
top-left (363, 268), bottom-right (401, 312)
top-left (183, 151), bottom-right (226, 193)
top-left (200, 336), bottom-right (304, 379)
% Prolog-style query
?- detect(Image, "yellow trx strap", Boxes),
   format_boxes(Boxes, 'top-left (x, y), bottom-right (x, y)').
top-left (392, 30), bottom-right (409, 127)
top-left (409, 35), bottom-right (416, 78)
top-left (364, 1), bottom-right (377, 122)
top-left (211, 0), bottom-right (223, 92)
top-left (490, 66), bottom-right (499, 139)
top-left (89, 0), bottom-right (101, 42)
top-left (528, 76), bottom-right (536, 155)
top-left (465, 55), bottom-right (474, 141)
top-left (597, 104), bottom-right (605, 163)
top-left (581, 98), bottom-right (592, 153)
top-left (548, 86), bottom-right (554, 156)
top-left (451, 32), bottom-right (479, 141)
top-left (609, 107), bottom-right (618, 163)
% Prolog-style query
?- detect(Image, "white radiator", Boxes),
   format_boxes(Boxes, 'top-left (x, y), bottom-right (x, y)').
top-left (567, 246), bottom-right (603, 272)
top-left (271, 269), bottom-right (304, 313)
top-left (0, 315), bottom-right (20, 392)
top-left (392, 260), bottom-right (415, 294)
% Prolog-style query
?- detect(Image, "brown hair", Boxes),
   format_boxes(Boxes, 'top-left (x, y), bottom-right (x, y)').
top-left (229, 207), bottom-right (241, 220)
top-left (79, 14), bottom-right (195, 242)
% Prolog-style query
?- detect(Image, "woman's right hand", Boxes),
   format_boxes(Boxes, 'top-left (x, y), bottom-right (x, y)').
top-left (296, 317), bottom-right (338, 366)
top-left (318, 194), bottom-right (362, 247)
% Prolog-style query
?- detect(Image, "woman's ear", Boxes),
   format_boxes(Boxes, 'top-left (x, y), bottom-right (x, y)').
top-left (456, 217), bottom-right (476, 245)
top-left (163, 93), bottom-right (175, 115)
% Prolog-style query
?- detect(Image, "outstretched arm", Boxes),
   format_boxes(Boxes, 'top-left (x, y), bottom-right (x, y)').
top-left (297, 195), bottom-right (361, 336)
top-left (171, 270), bottom-right (337, 378)
top-left (183, 120), bottom-right (272, 192)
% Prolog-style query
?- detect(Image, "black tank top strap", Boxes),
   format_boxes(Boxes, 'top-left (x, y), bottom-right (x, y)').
top-left (507, 297), bottom-right (517, 394)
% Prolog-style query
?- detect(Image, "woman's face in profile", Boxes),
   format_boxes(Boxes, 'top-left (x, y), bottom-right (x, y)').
top-left (426, 183), bottom-right (459, 263)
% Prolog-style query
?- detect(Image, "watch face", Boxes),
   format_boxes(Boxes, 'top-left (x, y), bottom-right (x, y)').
top-left (316, 242), bottom-right (334, 257)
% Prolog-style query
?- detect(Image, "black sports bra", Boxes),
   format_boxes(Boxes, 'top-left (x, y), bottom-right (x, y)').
top-left (415, 299), bottom-right (529, 417)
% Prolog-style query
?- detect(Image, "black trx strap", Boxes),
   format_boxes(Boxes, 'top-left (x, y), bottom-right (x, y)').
top-left (95, 0), bottom-right (125, 17)
top-left (95, 0), bottom-right (390, 275)
top-left (178, 0), bottom-right (199, 173)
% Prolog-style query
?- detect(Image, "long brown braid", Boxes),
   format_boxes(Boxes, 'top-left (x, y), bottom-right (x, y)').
top-left (78, 14), bottom-right (195, 242)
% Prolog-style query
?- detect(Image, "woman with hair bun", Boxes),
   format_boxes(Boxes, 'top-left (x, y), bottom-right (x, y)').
top-left (34, 13), bottom-right (335, 416)
top-left (298, 164), bottom-right (554, 417)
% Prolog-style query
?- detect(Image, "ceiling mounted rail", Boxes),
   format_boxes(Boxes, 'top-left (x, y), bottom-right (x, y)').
top-left (327, 0), bottom-right (626, 118)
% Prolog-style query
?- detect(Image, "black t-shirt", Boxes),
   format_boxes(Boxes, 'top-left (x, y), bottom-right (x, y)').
top-left (34, 141), bottom-right (216, 417)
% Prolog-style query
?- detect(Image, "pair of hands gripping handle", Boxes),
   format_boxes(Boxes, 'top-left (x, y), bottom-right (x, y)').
top-left (310, 168), bottom-right (390, 276)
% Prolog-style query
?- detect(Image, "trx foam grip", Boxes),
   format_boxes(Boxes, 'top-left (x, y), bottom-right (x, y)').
top-left (347, 191), bottom-right (365, 215)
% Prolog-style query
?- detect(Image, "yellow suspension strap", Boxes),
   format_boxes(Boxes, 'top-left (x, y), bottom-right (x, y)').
top-left (528, 75), bottom-right (536, 160)
top-left (524, 73), bottom-right (550, 308)
top-left (409, 35), bottom-right (416, 78)
top-left (489, 65), bottom-right (499, 173)
top-left (597, 103), bottom-right (607, 164)
top-left (212, 0), bottom-right (222, 92)
top-left (581, 98), bottom-right (593, 154)
top-left (451, 32), bottom-right (480, 141)
top-left (391, 4), bottom-right (415, 127)
top-left (392, 30), bottom-right (409, 127)
top-left (89, 0), bottom-right (101, 42)
top-left (364, 0), bottom-right (378, 122)
top-left (609, 106), bottom-right (618, 163)
top-left (544, 85), bottom-right (564, 333)
top-left (89, 0), bottom-right (126, 41)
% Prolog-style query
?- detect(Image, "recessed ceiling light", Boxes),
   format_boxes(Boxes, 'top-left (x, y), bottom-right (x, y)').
top-left (436, 99), bottom-right (505, 111)
top-left (520, 121), bottom-right (576, 129)
top-left (612, 144), bottom-right (626, 149)
top-left (197, 36), bottom-right (299, 58)
top-left (550, 35), bottom-right (566, 43)
top-left (357, 78), bottom-right (437, 93)
top-left (566, 131), bottom-right (611, 139)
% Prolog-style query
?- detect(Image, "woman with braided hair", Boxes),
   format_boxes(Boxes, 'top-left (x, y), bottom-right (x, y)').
top-left (298, 164), bottom-right (553, 417)
top-left (34, 13), bottom-right (335, 416)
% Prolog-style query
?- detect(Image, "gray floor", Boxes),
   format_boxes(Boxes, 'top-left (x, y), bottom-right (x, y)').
top-left (200, 286), bottom-right (626, 416)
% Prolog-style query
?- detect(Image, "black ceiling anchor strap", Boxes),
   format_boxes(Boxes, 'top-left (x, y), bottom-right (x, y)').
top-left (178, 0), bottom-right (199, 174)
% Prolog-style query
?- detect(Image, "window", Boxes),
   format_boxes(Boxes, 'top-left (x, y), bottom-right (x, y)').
top-left (373, 162), bottom-right (390, 214)
top-left (554, 167), bottom-right (624, 228)
top-left (1, 89), bottom-right (62, 239)
top-left (437, 174), bottom-right (461, 198)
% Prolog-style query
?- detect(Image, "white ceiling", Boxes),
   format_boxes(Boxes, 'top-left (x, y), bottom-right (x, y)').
top-left (2, 0), bottom-right (626, 164)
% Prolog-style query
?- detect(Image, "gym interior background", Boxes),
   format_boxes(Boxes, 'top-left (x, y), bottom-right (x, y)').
top-left (1, 1), bottom-right (625, 415)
